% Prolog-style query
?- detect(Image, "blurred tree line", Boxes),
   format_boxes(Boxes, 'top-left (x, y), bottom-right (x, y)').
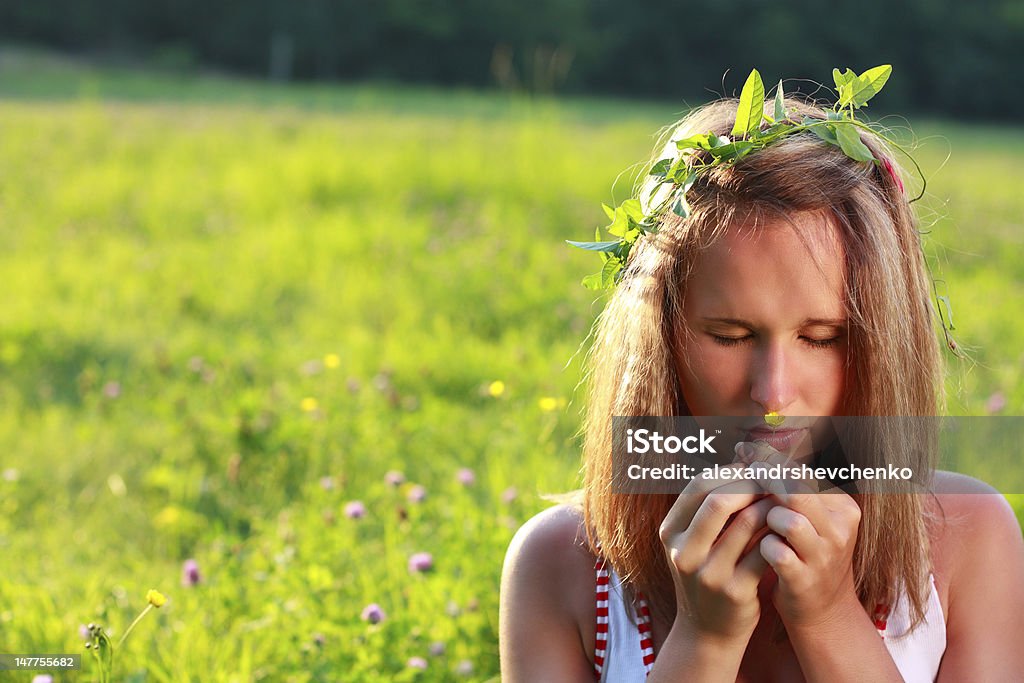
top-left (2, 0), bottom-right (1021, 118)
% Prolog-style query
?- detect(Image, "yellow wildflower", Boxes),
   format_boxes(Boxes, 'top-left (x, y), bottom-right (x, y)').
top-left (146, 589), bottom-right (167, 608)
top-left (301, 397), bottom-right (319, 412)
top-left (323, 353), bottom-right (340, 369)
top-left (488, 381), bottom-right (505, 398)
top-left (764, 411), bottom-right (786, 427)
top-left (538, 397), bottom-right (558, 412)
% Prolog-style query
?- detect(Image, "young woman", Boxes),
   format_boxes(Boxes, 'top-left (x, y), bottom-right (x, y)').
top-left (499, 92), bottom-right (1024, 681)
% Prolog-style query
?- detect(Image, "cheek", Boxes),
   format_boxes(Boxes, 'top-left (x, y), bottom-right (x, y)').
top-left (679, 340), bottom-right (751, 409)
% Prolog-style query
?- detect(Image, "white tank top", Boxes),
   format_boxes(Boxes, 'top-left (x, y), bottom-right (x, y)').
top-left (594, 561), bottom-right (946, 682)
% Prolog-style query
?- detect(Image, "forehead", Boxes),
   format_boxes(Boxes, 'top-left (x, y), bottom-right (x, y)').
top-left (686, 211), bottom-right (847, 320)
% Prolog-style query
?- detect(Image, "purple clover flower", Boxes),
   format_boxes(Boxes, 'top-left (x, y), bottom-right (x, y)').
top-left (456, 468), bottom-right (475, 486)
top-left (408, 552), bottom-right (434, 573)
top-left (385, 470), bottom-right (405, 487)
top-left (406, 485), bottom-right (426, 503)
top-left (181, 559), bottom-right (201, 586)
top-left (360, 603), bottom-right (385, 624)
top-left (344, 501), bottom-right (366, 519)
top-left (987, 391), bottom-right (1007, 414)
top-left (407, 657), bottom-right (428, 670)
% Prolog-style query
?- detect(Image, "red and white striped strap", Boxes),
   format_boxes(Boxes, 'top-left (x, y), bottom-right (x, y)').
top-left (635, 590), bottom-right (655, 673)
top-left (593, 555), bottom-right (609, 679)
top-left (593, 555), bottom-right (655, 679)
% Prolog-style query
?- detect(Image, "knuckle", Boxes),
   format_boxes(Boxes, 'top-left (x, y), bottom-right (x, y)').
top-left (846, 502), bottom-right (863, 524)
top-left (722, 582), bottom-right (752, 605)
top-left (669, 547), bottom-right (699, 576)
top-left (695, 567), bottom-right (722, 592)
top-left (704, 494), bottom-right (730, 517)
top-left (732, 506), bottom-right (763, 534)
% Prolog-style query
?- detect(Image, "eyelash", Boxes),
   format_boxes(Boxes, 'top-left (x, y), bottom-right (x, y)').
top-left (710, 335), bottom-right (841, 349)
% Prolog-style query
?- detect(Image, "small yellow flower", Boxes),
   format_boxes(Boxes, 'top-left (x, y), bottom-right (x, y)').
top-left (323, 353), bottom-right (340, 369)
top-left (146, 589), bottom-right (167, 608)
top-left (538, 397), bottom-right (558, 412)
top-left (488, 381), bottom-right (505, 398)
top-left (301, 397), bottom-right (319, 412)
top-left (764, 411), bottom-right (786, 427)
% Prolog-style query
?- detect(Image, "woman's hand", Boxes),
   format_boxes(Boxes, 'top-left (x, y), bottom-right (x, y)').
top-left (738, 441), bottom-right (863, 630)
top-left (658, 464), bottom-right (773, 643)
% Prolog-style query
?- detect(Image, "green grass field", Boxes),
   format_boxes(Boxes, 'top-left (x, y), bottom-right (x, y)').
top-left (1, 52), bottom-right (1021, 681)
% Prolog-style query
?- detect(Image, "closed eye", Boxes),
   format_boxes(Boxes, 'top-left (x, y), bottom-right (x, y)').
top-left (709, 334), bottom-right (843, 349)
top-left (710, 334), bottom-right (751, 347)
top-left (801, 336), bottom-right (841, 349)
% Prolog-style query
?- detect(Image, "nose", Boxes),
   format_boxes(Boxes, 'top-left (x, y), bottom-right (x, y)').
top-left (749, 341), bottom-right (797, 414)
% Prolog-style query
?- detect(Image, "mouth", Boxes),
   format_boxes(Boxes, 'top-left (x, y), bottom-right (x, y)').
top-left (741, 427), bottom-right (809, 454)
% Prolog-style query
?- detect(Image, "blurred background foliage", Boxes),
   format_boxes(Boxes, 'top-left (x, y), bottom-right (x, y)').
top-left (0, 4), bottom-right (1021, 680)
top-left (2, 0), bottom-right (1023, 118)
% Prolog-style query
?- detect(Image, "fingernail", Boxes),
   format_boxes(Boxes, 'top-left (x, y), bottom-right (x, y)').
top-left (734, 442), bottom-right (752, 461)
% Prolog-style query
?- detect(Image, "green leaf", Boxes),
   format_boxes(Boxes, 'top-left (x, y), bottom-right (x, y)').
top-left (601, 203), bottom-right (616, 221)
top-left (566, 239), bottom-right (621, 252)
top-left (672, 194), bottom-right (690, 218)
top-left (836, 68), bottom-right (858, 106)
top-left (809, 122), bottom-right (839, 145)
top-left (732, 69), bottom-right (765, 138)
top-left (649, 158), bottom-right (672, 178)
top-left (708, 140), bottom-right (755, 161)
top-left (674, 133), bottom-right (713, 151)
top-left (833, 67), bottom-right (855, 90)
top-left (596, 225), bottom-right (609, 263)
top-left (680, 169), bottom-right (698, 193)
top-left (620, 199), bottom-right (645, 223)
top-left (851, 65), bottom-right (892, 108)
top-left (834, 123), bottom-right (874, 162)
top-left (581, 272), bottom-right (604, 290)
top-left (601, 258), bottom-right (623, 288)
top-left (774, 80), bottom-right (785, 121)
top-left (606, 207), bottom-right (629, 236)
top-left (937, 295), bottom-right (956, 330)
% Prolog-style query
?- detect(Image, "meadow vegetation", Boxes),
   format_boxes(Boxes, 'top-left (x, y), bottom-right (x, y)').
top-left (1, 57), bottom-right (1020, 681)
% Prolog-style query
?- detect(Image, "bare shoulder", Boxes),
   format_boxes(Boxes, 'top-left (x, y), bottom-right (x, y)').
top-left (928, 470), bottom-right (1020, 528)
top-left (501, 502), bottom-right (597, 620)
top-left (925, 480), bottom-right (1024, 675)
top-left (926, 470), bottom-right (1024, 594)
top-left (499, 503), bottom-right (599, 682)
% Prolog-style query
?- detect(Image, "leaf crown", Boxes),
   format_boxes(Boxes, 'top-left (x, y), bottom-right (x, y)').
top-left (568, 65), bottom-right (920, 291)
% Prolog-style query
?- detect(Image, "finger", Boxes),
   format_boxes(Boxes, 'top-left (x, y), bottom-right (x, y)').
top-left (708, 497), bottom-right (775, 567)
top-left (663, 481), bottom-right (766, 574)
top-left (661, 466), bottom-right (760, 535)
top-left (746, 461), bottom-right (789, 498)
top-left (771, 489), bottom-right (860, 544)
top-left (739, 441), bottom-right (823, 495)
top-left (687, 481), bottom-right (767, 548)
top-left (759, 532), bottom-right (802, 578)
top-left (765, 505), bottom-right (820, 559)
top-left (732, 541), bottom-right (771, 593)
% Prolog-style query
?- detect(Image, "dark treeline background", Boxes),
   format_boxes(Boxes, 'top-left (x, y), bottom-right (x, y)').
top-left (2, 0), bottom-right (1022, 119)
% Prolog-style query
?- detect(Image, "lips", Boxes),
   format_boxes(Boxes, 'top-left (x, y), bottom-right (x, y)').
top-left (743, 427), bottom-right (808, 453)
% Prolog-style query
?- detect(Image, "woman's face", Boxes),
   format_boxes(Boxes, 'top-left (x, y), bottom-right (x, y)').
top-left (675, 212), bottom-right (849, 458)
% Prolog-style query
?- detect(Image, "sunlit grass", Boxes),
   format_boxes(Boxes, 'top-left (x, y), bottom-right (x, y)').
top-left (0, 58), bottom-right (1021, 681)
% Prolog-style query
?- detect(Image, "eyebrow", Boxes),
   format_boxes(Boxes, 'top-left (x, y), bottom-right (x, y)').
top-left (700, 317), bottom-right (847, 327)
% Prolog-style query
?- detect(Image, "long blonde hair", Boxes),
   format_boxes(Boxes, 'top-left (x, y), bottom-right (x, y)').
top-left (578, 98), bottom-right (944, 629)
